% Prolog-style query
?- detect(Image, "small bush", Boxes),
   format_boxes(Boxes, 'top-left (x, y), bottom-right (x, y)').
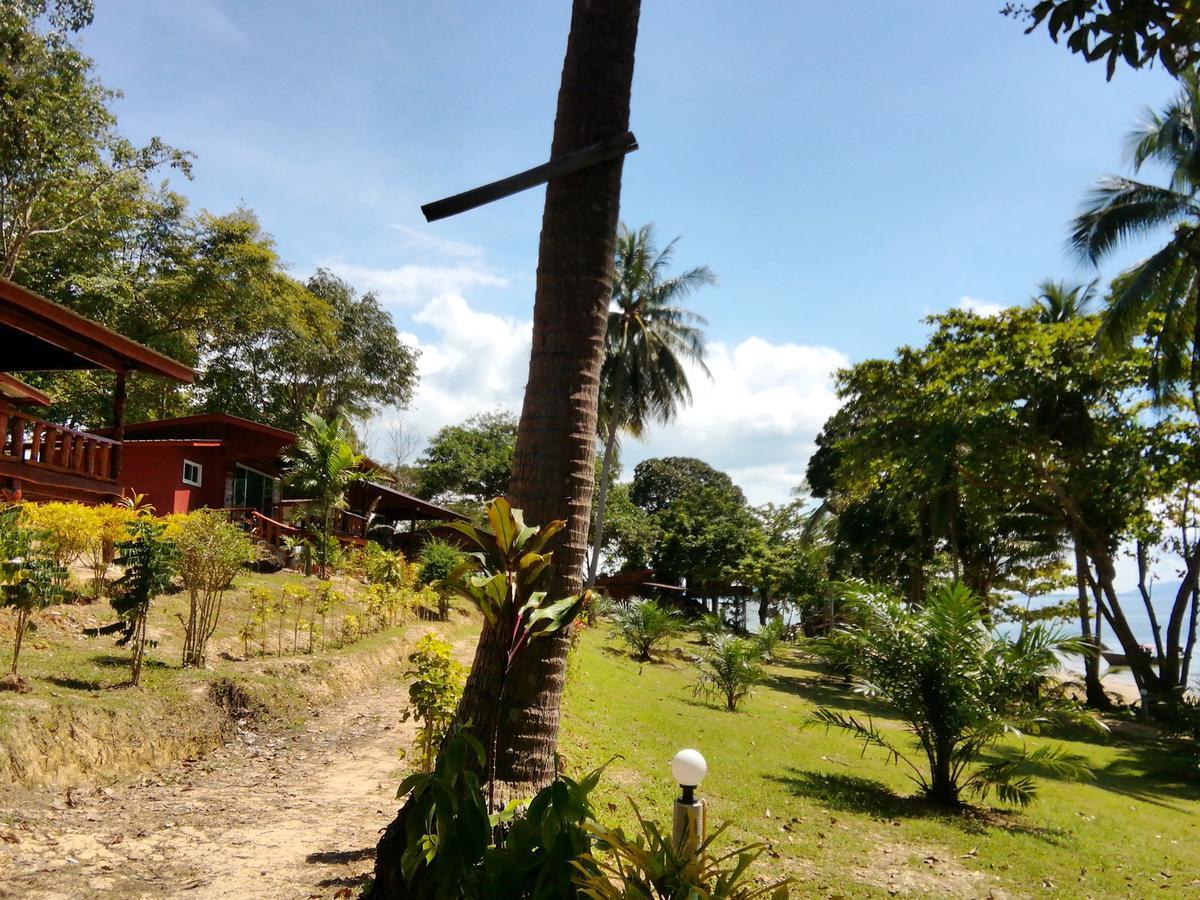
top-left (401, 633), bottom-right (465, 773)
top-left (697, 611), bottom-right (726, 645)
top-left (611, 598), bottom-right (683, 662)
top-left (576, 801), bottom-right (791, 899)
top-left (754, 617), bottom-right (787, 660)
top-left (418, 537), bottom-right (463, 620)
top-left (174, 509), bottom-right (258, 668)
top-left (692, 635), bottom-right (765, 711)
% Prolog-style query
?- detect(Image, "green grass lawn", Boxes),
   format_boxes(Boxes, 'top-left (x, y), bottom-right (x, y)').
top-left (560, 626), bottom-right (1200, 898)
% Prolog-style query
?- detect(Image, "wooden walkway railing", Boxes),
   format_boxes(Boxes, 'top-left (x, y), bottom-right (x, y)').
top-left (0, 406), bottom-right (119, 483)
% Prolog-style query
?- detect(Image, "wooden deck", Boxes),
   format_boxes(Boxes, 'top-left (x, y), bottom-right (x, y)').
top-left (0, 402), bottom-right (122, 503)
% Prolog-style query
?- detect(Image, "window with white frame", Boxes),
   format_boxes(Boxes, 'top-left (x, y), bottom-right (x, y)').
top-left (182, 459), bottom-right (202, 487)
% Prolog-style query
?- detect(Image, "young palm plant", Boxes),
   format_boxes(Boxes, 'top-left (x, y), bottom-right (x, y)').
top-left (611, 597), bottom-right (683, 662)
top-left (692, 635), bottom-right (764, 712)
top-left (282, 413), bottom-right (367, 577)
top-left (1071, 68), bottom-right (1200, 402)
top-left (586, 223), bottom-right (715, 586)
top-left (811, 582), bottom-right (1103, 807)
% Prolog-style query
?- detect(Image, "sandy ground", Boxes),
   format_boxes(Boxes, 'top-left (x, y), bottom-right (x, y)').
top-left (0, 676), bottom-right (417, 899)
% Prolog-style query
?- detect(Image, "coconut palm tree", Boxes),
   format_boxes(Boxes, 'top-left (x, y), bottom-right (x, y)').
top-left (282, 413), bottom-right (366, 578)
top-left (1032, 279), bottom-right (1097, 324)
top-left (586, 224), bottom-right (715, 585)
top-left (1071, 69), bottom-right (1200, 402)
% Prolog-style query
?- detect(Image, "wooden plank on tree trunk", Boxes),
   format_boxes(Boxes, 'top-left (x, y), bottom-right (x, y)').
top-left (420, 131), bottom-right (638, 222)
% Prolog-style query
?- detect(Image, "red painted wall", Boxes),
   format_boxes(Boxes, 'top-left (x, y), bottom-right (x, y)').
top-left (119, 443), bottom-right (228, 514)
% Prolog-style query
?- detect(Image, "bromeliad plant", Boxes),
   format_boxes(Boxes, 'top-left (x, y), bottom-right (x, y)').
top-left (810, 581), bottom-right (1104, 807)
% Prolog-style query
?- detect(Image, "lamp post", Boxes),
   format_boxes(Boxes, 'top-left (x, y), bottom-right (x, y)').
top-left (670, 748), bottom-right (707, 856)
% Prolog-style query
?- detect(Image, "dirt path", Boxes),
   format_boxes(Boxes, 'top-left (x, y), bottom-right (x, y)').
top-left (0, 674), bottom-right (421, 899)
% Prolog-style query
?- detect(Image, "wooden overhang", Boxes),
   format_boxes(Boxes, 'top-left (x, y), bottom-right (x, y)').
top-left (360, 478), bottom-right (469, 522)
top-left (0, 373), bottom-right (50, 407)
top-left (0, 277), bottom-right (195, 382)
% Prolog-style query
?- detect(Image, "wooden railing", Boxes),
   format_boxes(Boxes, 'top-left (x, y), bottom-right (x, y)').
top-left (0, 406), bottom-right (119, 483)
top-left (277, 500), bottom-right (368, 540)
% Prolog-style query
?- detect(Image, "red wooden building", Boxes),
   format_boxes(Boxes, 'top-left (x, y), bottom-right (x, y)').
top-left (0, 277), bottom-right (195, 504)
top-left (114, 413), bottom-right (464, 552)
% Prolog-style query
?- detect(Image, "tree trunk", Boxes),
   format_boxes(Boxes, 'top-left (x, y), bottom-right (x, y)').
top-left (586, 418), bottom-right (620, 586)
top-left (372, 2), bottom-right (641, 893)
top-left (11, 608), bottom-right (28, 675)
top-left (1088, 547), bottom-right (1162, 696)
top-left (1073, 536), bottom-right (1108, 708)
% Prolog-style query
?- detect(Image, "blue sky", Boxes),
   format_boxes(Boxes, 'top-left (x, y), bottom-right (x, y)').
top-left (78, 1), bottom-right (1179, 513)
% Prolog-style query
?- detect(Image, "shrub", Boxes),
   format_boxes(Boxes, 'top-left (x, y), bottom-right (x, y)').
top-left (692, 635), bottom-right (765, 712)
top-left (575, 802), bottom-right (791, 899)
top-left (111, 516), bottom-right (177, 686)
top-left (175, 509), bottom-right (257, 668)
top-left (810, 581), bottom-right (1103, 806)
top-left (418, 537), bottom-right (463, 620)
top-left (394, 726), bottom-right (608, 899)
top-left (697, 611), bottom-right (726, 645)
top-left (1, 506), bottom-right (65, 678)
top-left (754, 617), bottom-right (787, 660)
top-left (611, 598), bottom-right (683, 662)
top-left (401, 633), bottom-right (465, 773)
top-left (81, 505), bottom-right (132, 598)
top-left (20, 501), bottom-right (96, 588)
top-left (365, 543), bottom-right (409, 587)
top-left (243, 586), bottom-right (273, 656)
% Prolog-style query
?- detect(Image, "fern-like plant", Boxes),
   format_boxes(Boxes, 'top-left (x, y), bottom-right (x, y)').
top-left (611, 598), bottom-right (682, 662)
top-left (809, 581), bottom-right (1104, 806)
top-left (574, 801), bottom-right (790, 899)
top-left (692, 635), bottom-right (764, 712)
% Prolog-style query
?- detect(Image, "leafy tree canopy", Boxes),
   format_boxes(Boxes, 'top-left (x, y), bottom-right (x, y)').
top-left (1003, 1), bottom-right (1200, 77)
top-left (415, 411), bottom-right (518, 507)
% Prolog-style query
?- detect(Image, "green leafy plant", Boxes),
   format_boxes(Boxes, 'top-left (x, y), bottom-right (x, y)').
top-left (365, 543), bottom-right (410, 587)
top-left (394, 726), bottom-right (609, 899)
top-left (1, 505), bottom-right (65, 680)
top-left (174, 509), bottom-right (257, 668)
top-left (574, 802), bottom-right (790, 899)
top-left (401, 633), bottom-right (466, 773)
top-left (611, 598), bottom-right (683, 662)
top-left (312, 582), bottom-right (342, 651)
top-left (282, 413), bottom-right (367, 578)
top-left (418, 537), bottom-right (464, 621)
top-left (809, 581), bottom-right (1104, 806)
top-left (754, 617), bottom-right (787, 661)
top-left (111, 516), bottom-right (177, 686)
top-left (692, 635), bottom-right (765, 712)
top-left (697, 611), bottom-right (726, 646)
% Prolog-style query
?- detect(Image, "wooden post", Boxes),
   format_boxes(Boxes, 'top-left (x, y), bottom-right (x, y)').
top-left (111, 369), bottom-right (127, 481)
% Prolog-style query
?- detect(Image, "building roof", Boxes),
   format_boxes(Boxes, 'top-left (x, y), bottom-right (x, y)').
top-left (362, 479), bottom-right (469, 522)
top-left (0, 277), bottom-right (195, 382)
top-left (0, 373), bottom-right (51, 407)
top-left (118, 412), bottom-right (296, 443)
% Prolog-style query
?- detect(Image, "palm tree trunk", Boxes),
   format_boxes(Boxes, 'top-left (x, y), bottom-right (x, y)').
top-left (586, 418), bottom-right (620, 586)
top-left (371, 2), bottom-right (641, 893)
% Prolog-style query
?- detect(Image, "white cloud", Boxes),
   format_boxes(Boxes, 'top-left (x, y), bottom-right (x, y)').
top-left (374, 292), bottom-right (532, 443)
top-left (956, 295), bottom-right (1006, 317)
top-left (370, 304), bottom-right (844, 505)
top-left (318, 257), bottom-right (508, 309)
top-left (620, 338), bottom-right (847, 504)
top-left (387, 225), bottom-right (485, 261)
top-left (183, 1), bottom-right (249, 47)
